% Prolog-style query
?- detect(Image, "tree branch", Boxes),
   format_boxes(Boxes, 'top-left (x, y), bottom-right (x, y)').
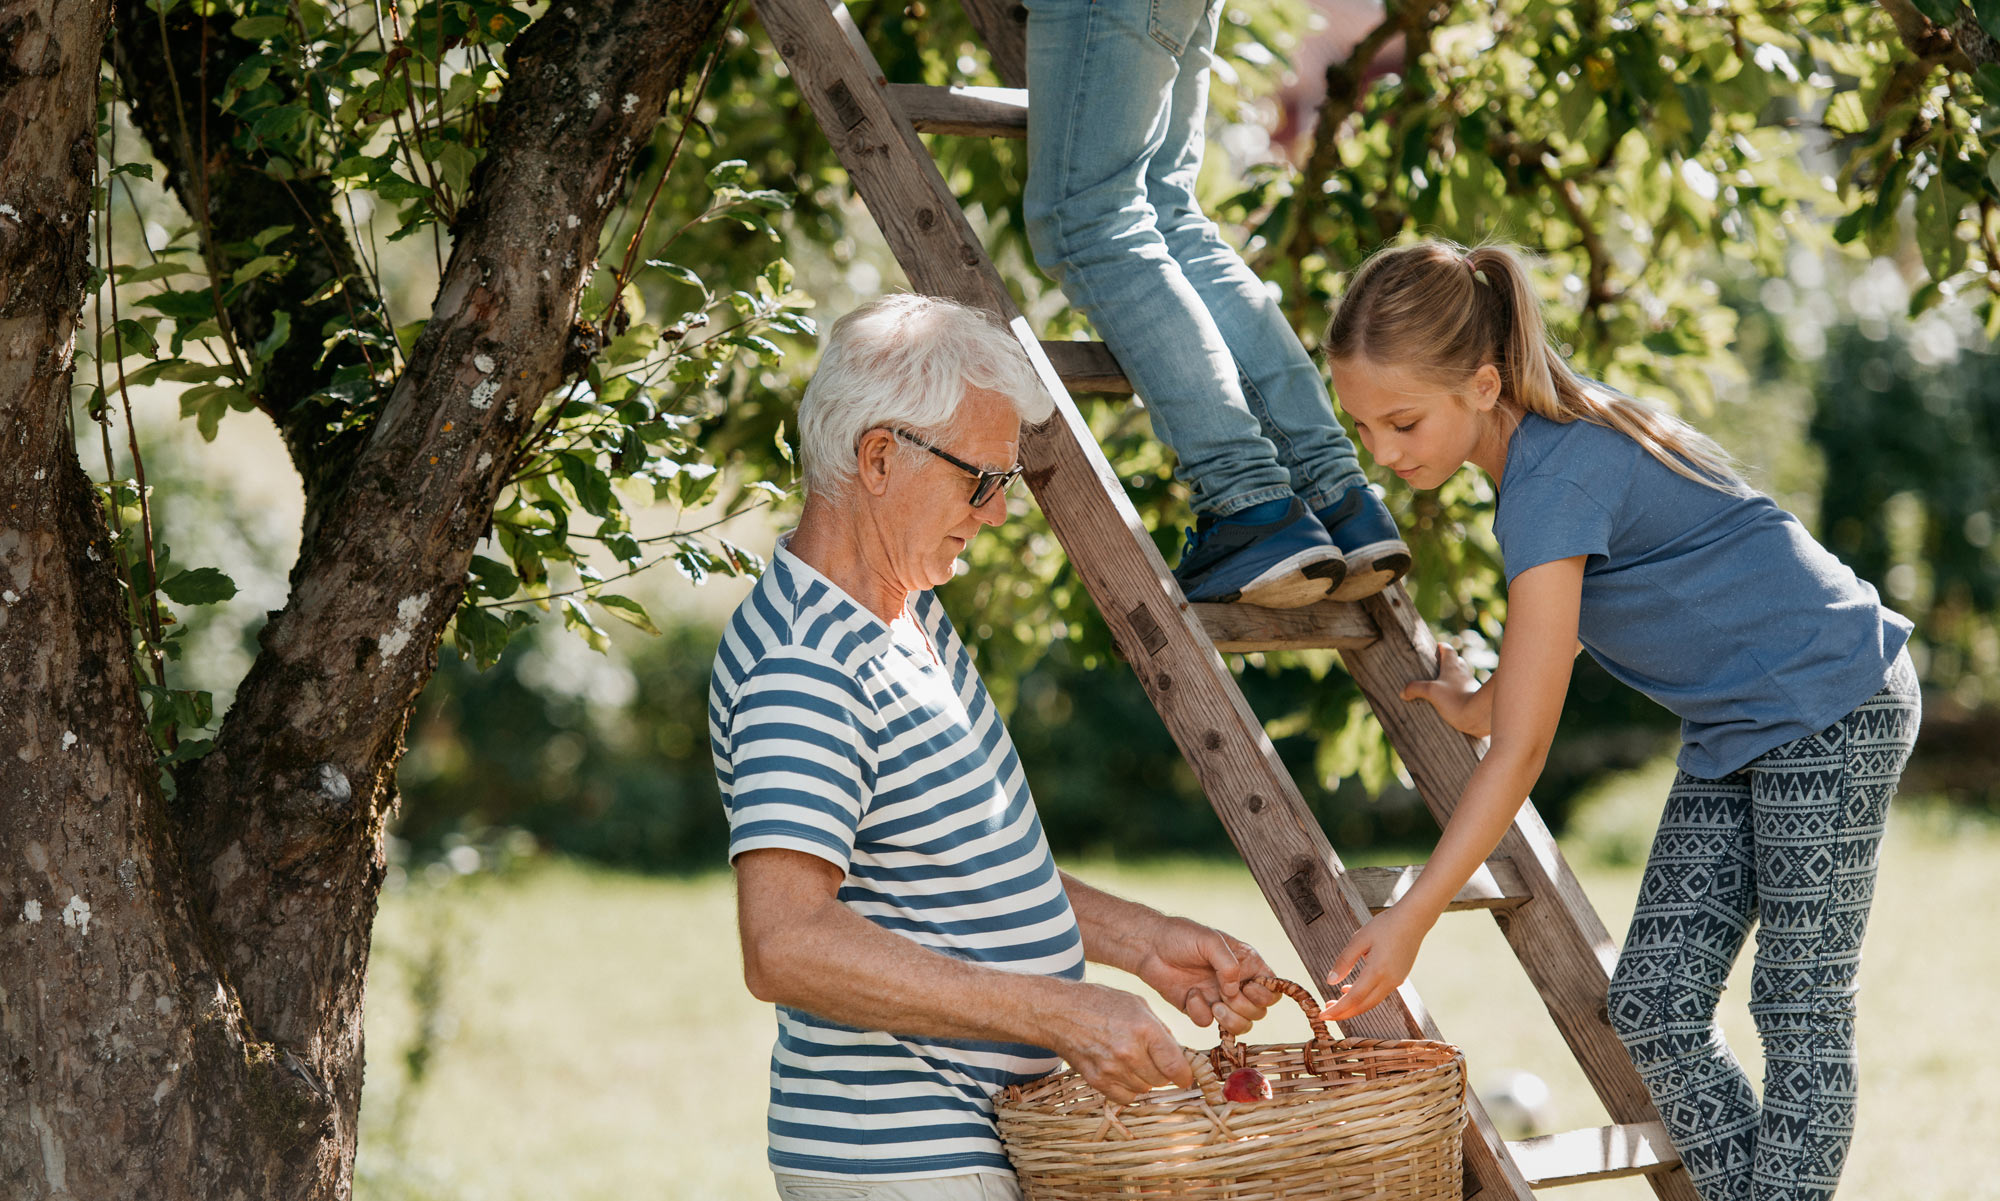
top-left (1877, 0), bottom-right (1984, 72)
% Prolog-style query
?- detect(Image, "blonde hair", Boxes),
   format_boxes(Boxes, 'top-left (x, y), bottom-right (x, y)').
top-left (1324, 240), bottom-right (1744, 493)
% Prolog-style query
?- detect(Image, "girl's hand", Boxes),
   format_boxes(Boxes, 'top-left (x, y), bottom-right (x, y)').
top-left (1401, 644), bottom-right (1488, 737)
top-left (1318, 906), bottom-right (1429, 1022)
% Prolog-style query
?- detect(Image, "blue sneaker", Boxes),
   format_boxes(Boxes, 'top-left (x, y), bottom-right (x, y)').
top-left (1173, 497), bottom-right (1345, 608)
top-left (1313, 486), bottom-right (1411, 601)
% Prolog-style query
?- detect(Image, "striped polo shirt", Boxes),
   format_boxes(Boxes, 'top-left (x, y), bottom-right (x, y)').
top-left (710, 542), bottom-right (1085, 1180)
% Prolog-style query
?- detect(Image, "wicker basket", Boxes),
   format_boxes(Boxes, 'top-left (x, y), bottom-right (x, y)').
top-left (995, 977), bottom-right (1465, 1201)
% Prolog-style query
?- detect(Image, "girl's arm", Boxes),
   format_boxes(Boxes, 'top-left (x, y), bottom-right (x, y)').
top-left (1320, 556), bottom-right (1586, 1021)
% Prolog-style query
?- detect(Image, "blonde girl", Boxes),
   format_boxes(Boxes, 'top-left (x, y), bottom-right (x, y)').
top-left (1317, 241), bottom-right (1918, 1201)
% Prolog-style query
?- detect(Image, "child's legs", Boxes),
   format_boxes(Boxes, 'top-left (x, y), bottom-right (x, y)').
top-left (1142, 10), bottom-right (1362, 510)
top-left (1608, 768), bottom-right (1762, 1201)
top-left (1746, 654), bottom-right (1919, 1201)
top-left (1022, 0), bottom-right (1291, 517)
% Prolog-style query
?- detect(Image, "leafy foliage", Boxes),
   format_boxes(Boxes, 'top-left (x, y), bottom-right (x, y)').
top-left (83, 0), bottom-right (1994, 819)
top-left (84, 4), bottom-right (804, 757)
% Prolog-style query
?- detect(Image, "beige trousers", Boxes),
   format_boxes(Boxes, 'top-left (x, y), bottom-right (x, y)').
top-left (772, 1170), bottom-right (1024, 1201)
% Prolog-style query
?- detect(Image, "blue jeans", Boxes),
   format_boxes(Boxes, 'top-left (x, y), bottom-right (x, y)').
top-left (1023, 0), bottom-right (1365, 518)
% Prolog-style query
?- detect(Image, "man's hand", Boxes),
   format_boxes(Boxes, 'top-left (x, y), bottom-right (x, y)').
top-left (1048, 984), bottom-right (1194, 1104)
top-left (1132, 919), bottom-right (1279, 1037)
top-left (1401, 643), bottom-right (1489, 737)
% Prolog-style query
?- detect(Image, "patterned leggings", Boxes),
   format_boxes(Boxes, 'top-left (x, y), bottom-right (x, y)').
top-left (1607, 651), bottom-right (1920, 1201)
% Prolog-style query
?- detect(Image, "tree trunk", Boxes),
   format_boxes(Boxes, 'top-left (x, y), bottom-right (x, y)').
top-left (1, 2), bottom-right (732, 1197)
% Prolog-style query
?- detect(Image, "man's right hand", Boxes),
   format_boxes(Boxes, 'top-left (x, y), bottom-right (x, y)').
top-left (1049, 983), bottom-right (1190, 1105)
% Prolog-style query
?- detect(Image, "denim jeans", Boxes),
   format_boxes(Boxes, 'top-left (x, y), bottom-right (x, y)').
top-left (1024, 0), bottom-right (1365, 518)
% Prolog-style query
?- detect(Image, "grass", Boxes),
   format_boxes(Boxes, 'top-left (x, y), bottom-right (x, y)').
top-left (355, 767), bottom-right (2000, 1201)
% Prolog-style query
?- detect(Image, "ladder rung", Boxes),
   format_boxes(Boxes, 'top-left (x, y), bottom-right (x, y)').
top-left (885, 83), bottom-right (1027, 137)
top-left (1040, 340), bottom-right (1132, 394)
top-left (1350, 858), bottom-right (1531, 914)
top-left (1195, 598), bottom-right (1378, 653)
top-left (1506, 1122), bottom-right (1681, 1188)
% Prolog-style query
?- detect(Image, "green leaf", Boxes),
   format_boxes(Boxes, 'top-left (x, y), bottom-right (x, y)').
top-left (109, 162), bottom-right (155, 180)
top-left (1831, 206), bottom-right (1867, 244)
top-left (250, 103), bottom-right (308, 142)
top-left (231, 14), bottom-right (290, 40)
top-left (158, 738), bottom-right (215, 765)
top-left (559, 452), bottom-right (616, 518)
top-left (674, 460), bottom-right (717, 508)
top-left (252, 224), bottom-right (295, 250)
top-left (138, 288), bottom-right (220, 322)
top-left (605, 532), bottom-right (642, 563)
top-left (159, 361), bottom-right (235, 383)
top-left (1915, 174), bottom-right (1968, 282)
top-left (560, 597), bottom-right (611, 653)
top-left (593, 593), bottom-right (661, 636)
top-left (98, 318), bottom-right (158, 360)
top-left (466, 554), bottom-right (519, 600)
top-left (451, 601), bottom-right (516, 670)
top-left (157, 566), bottom-right (238, 604)
top-left (1823, 92), bottom-right (1869, 137)
top-left (672, 542), bottom-right (715, 586)
top-left (726, 333), bottom-right (782, 358)
top-left (232, 254), bottom-right (287, 286)
top-left (115, 260), bottom-right (199, 285)
top-left (1976, 0), bottom-right (2000, 41)
top-left (718, 538), bottom-right (766, 577)
top-left (431, 140), bottom-right (479, 195)
top-left (255, 310), bottom-right (292, 362)
top-left (705, 158), bottom-right (749, 189)
top-left (645, 259), bottom-right (708, 292)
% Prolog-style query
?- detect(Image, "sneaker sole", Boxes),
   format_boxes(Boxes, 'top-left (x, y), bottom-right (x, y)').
top-left (1231, 548), bottom-right (1343, 609)
top-left (1329, 541), bottom-right (1413, 602)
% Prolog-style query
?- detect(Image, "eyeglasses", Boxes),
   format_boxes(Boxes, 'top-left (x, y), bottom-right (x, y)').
top-left (892, 428), bottom-right (1025, 508)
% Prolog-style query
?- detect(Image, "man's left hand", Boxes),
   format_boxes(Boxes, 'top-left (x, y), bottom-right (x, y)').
top-left (1133, 920), bottom-right (1278, 1036)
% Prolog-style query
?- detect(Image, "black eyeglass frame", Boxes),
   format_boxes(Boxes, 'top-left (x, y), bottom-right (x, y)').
top-left (890, 428), bottom-right (1025, 508)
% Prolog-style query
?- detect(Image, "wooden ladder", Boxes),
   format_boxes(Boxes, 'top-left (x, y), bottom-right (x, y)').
top-left (754, 1), bottom-right (1698, 1196)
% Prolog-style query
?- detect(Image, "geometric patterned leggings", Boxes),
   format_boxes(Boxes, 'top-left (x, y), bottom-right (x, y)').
top-left (1607, 649), bottom-right (1920, 1201)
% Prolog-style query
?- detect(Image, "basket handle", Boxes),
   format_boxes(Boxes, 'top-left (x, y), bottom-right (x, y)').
top-left (1207, 976), bottom-right (1335, 1077)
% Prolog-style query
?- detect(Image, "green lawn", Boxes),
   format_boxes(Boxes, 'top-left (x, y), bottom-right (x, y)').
top-left (356, 771), bottom-right (2000, 1201)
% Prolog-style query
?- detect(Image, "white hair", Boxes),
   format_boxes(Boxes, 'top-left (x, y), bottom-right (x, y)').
top-left (797, 293), bottom-right (1053, 496)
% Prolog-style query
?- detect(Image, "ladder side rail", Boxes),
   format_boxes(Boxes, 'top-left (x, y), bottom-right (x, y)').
top-left (752, 2), bottom-right (1532, 1195)
top-left (954, 0), bottom-right (1029, 87)
top-left (1344, 588), bottom-right (1703, 1201)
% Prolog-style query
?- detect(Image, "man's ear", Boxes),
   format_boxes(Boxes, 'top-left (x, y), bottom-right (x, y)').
top-left (854, 427), bottom-right (898, 497)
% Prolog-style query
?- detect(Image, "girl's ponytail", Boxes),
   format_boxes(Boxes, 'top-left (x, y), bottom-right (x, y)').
top-left (1330, 241), bottom-right (1745, 494)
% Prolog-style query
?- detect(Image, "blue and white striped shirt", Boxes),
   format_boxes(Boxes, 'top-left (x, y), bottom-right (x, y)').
top-left (710, 542), bottom-right (1085, 1180)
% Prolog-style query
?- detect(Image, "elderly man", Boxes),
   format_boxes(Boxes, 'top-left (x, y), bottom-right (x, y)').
top-left (711, 293), bottom-right (1279, 1200)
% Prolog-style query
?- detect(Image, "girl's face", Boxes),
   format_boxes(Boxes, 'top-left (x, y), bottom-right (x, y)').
top-left (1329, 357), bottom-right (1510, 488)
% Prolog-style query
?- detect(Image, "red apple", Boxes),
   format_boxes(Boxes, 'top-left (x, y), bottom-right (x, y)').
top-left (1222, 1066), bottom-right (1271, 1103)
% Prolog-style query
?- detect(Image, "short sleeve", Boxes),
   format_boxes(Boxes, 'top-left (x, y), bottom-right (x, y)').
top-left (1494, 476), bottom-right (1617, 584)
top-left (720, 649), bottom-right (877, 869)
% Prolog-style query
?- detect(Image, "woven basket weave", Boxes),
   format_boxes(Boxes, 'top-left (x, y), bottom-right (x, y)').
top-left (995, 977), bottom-right (1465, 1201)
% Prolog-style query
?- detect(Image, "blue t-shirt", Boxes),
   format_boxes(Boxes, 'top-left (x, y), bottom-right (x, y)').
top-left (710, 542), bottom-right (1086, 1181)
top-left (1492, 412), bottom-right (1912, 778)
